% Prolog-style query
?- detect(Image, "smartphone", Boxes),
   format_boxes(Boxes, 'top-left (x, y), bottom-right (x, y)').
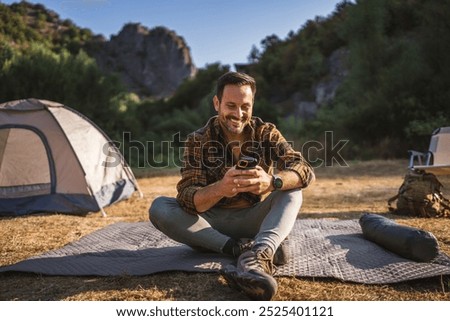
top-left (236, 156), bottom-right (258, 169)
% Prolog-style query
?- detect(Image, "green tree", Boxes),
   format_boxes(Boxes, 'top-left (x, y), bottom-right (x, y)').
top-left (0, 44), bottom-right (126, 137)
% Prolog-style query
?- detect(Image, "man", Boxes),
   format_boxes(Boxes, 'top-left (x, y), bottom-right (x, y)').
top-left (149, 71), bottom-right (314, 300)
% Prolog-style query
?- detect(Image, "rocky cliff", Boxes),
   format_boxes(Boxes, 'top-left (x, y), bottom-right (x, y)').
top-left (1, 2), bottom-right (196, 99)
top-left (93, 23), bottom-right (197, 98)
top-left (292, 47), bottom-right (349, 120)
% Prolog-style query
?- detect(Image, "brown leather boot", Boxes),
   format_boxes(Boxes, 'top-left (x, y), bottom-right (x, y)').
top-left (222, 245), bottom-right (278, 300)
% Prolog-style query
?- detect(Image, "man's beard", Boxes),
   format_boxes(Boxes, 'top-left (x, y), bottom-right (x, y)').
top-left (221, 115), bottom-right (248, 135)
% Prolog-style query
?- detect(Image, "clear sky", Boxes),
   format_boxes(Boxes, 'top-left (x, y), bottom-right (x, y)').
top-left (2, 0), bottom-right (343, 69)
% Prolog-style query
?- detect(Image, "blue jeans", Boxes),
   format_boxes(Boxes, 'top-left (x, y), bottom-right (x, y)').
top-left (149, 189), bottom-right (303, 255)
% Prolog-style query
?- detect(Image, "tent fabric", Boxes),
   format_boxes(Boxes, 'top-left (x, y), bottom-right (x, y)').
top-left (0, 98), bottom-right (140, 216)
top-left (0, 193), bottom-right (99, 216)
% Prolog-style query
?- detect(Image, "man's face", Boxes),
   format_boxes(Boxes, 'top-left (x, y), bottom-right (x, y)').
top-left (213, 84), bottom-right (254, 138)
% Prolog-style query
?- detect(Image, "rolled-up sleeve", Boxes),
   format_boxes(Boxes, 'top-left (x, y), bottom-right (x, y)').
top-left (269, 127), bottom-right (315, 188)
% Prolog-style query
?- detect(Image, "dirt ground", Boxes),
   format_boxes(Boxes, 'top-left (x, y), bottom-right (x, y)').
top-left (1, 159), bottom-right (449, 301)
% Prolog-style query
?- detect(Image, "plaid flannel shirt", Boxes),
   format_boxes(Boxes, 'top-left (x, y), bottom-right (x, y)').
top-left (176, 116), bottom-right (315, 214)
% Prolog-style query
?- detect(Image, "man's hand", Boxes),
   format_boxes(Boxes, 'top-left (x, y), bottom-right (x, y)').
top-left (193, 166), bottom-right (273, 213)
top-left (229, 165), bottom-right (273, 196)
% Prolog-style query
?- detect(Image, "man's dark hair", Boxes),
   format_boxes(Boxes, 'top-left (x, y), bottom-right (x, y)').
top-left (216, 71), bottom-right (256, 102)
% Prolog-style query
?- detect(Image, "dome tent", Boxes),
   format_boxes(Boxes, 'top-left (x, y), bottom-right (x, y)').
top-left (0, 99), bottom-right (142, 216)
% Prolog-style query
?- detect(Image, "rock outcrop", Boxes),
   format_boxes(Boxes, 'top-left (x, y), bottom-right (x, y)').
top-left (293, 47), bottom-right (349, 120)
top-left (93, 23), bottom-right (197, 98)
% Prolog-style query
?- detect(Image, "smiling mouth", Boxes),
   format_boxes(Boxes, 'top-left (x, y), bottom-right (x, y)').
top-left (230, 119), bottom-right (242, 126)
top-left (227, 116), bottom-right (244, 124)
top-left (224, 116), bottom-right (247, 133)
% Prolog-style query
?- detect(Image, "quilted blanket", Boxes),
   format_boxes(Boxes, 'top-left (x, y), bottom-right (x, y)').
top-left (1, 219), bottom-right (450, 284)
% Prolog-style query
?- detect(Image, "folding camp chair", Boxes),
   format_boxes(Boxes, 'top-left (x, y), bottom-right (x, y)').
top-left (408, 127), bottom-right (450, 175)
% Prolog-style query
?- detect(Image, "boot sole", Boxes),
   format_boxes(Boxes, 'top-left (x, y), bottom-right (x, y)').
top-left (221, 265), bottom-right (278, 300)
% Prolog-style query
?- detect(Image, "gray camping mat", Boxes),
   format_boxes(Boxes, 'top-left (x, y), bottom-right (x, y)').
top-left (1, 219), bottom-right (450, 284)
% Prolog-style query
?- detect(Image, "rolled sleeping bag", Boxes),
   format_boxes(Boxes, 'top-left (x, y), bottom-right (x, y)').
top-left (359, 213), bottom-right (439, 262)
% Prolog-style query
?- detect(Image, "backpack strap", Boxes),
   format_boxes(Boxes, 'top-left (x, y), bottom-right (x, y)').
top-left (387, 193), bottom-right (399, 212)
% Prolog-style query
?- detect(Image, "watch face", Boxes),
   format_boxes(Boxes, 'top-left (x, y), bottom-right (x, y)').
top-left (273, 176), bottom-right (283, 189)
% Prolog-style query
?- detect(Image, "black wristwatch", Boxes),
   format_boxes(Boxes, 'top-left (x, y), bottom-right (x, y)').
top-left (272, 175), bottom-right (283, 190)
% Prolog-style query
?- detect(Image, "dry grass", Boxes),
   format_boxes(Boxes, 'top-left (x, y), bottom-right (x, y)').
top-left (1, 160), bottom-right (450, 301)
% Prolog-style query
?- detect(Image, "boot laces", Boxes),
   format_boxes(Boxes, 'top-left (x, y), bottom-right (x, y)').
top-left (238, 247), bottom-right (274, 275)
